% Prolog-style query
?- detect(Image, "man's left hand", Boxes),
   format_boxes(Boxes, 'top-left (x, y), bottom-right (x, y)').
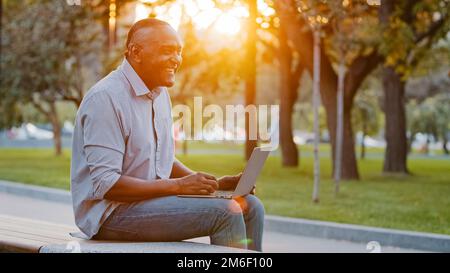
top-left (218, 173), bottom-right (256, 195)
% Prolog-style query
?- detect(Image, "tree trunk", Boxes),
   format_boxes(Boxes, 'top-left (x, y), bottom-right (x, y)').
top-left (274, 0), bottom-right (366, 180)
top-left (244, 0), bottom-right (257, 160)
top-left (380, 0), bottom-right (408, 174)
top-left (279, 27), bottom-right (299, 167)
top-left (361, 121), bottom-right (367, 159)
top-left (340, 102), bottom-right (359, 179)
top-left (425, 136), bottom-right (430, 155)
top-left (443, 134), bottom-right (449, 155)
top-left (31, 100), bottom-right (62, 156)
top-left (407, 132), bottom-right (416, 154)
top-left (382, 66), bottom-right (408, 173)
top-left (48, 102), bottom-right (62, 156)
top-left (52, 120), bottom-right (62, 156)
top-left (331, 66), bottom-right (360, 180)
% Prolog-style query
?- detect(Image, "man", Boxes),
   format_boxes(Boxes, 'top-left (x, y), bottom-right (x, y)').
top-left (70, 18), bottom-right (265, 251)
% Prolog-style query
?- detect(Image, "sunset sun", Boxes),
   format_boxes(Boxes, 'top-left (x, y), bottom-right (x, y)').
top-left (134, 0), bottom-right (245, 36)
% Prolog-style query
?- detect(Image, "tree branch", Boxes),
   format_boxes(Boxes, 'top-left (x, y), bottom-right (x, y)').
top-left (259, 38), bottom-right (277, 58)
top-left (415, 17), bottom-right (445, 43)
top-left (291, 61), bottom-right (304, 92)
top-left (402, 0), bottom-right (421, 24)
top-left (345, 50), bottom-right (383, 102)
top-left (30, 98), bottom-right (50, 118)
top-left (55, 88), bottom-right (81, 107)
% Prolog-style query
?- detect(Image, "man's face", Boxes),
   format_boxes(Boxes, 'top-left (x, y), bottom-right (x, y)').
top-left (137, 25), bottom-right (183, 88)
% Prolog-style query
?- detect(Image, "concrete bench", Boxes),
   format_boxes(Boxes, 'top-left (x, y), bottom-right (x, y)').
top-left (0, 214), bottom-right (253, 253)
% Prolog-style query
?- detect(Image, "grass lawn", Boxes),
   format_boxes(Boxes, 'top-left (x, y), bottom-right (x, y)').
top-left (0, 147), bottom-right (449, 235)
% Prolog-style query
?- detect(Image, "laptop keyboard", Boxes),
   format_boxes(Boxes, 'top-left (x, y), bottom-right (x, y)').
top-left (214, 190), bottom-right (233, 198)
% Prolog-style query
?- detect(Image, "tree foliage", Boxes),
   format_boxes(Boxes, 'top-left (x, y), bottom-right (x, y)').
top-left (1, 0), bottom-right (105, 154)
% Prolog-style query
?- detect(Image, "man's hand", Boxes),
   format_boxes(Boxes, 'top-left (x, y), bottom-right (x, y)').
top-left (174, 172), bottom-right (218, 195)
top-left (218, 173), bottom-right (256, 195)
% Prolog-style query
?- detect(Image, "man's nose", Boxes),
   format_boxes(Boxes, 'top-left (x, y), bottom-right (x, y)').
top-left (171, 54), bottom-right (182, 67)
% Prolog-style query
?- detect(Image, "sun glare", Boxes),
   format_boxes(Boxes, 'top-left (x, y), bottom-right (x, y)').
top-left (134, 2), bottom-right (149, 22)
top-left (135, 0), bottom-right (247, 36)
top-left (135, 2), bottom-right (181, 30)
top-left (195, 8), bottom-right (222, 29)
top-left (214, 12), bottom-right (241, 35)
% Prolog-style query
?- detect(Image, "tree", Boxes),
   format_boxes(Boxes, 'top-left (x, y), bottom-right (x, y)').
top-left (275, 0), bottom-right (382, 180)
top-left (352, 86), bottom-right (380, 159)
top-left (1, 0), bottom-right (105, 155)
top-left (327, 0), bottom-right (370, 189)
top-left (1, 1), bottom-right (23, 130)
top-left (275, 0), bottom-right (449, 179)
top-left (251, 0), bottom-right (304, 167)
top-left (244, 0), bottom-right (258, 160)
top-left (297, 0), bottom-right (329, 202)
top-left (407, 94), bottom-right (450, 155)
top-left (406, 68), bottom-right (450, 154)
top-left (90, 0), bottom-right (135, 51)
top-left (379, 0), bottom-right (449, 174)
top-left (278, 26), bottom-right (302, 166)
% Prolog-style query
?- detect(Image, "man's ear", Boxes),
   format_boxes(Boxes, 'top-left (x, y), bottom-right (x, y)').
top-left (129, 43), bottom-right (142, 64)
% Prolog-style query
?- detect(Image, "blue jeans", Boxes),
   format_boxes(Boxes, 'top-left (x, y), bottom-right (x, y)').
top-left (94, 194), bottom-right (265, 251)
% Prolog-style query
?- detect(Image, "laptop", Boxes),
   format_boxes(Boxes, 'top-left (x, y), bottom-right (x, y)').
top-left (177, 147), bottom-right (271, 199)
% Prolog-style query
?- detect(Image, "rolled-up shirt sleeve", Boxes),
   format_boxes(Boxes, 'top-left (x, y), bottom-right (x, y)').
top-left (81, 94), bottom-right (126, 200)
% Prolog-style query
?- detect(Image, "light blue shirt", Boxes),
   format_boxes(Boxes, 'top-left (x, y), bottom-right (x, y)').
top-left (70, 59), bottom-right (175, 238)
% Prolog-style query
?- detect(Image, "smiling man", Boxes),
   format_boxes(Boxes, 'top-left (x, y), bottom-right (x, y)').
top-left (70, 18), bottom-right (265, 251)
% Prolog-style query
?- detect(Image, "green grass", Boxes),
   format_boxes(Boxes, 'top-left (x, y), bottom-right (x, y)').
top-left (179, 141), bottom-right (446, 157)
top-left (0, 147), bottom-right (449, 235)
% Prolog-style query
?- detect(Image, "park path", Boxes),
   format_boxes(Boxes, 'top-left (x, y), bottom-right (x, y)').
top-left (0, 191), bottom-right (424, 253)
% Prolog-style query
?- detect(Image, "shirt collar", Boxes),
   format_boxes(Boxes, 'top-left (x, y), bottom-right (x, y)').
top-left (120, 58), bottom-right (162, 99)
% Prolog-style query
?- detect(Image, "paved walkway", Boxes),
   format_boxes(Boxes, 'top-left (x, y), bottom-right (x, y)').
top-left (0, 192), bottom-right (423, 253)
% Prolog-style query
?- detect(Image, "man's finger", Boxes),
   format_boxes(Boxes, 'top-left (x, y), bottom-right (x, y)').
top-left (199, 172), bottom-right (217, 181)
top-left (199, 189), bottom-right (210, 195)
top-left (201, 178), bottom-right (219, 190)
top-left (205, 185), bottom-right (215, 193)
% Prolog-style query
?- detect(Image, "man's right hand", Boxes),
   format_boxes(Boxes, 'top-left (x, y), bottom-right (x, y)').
top-left (174, 172), bottom-right (218, 195)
